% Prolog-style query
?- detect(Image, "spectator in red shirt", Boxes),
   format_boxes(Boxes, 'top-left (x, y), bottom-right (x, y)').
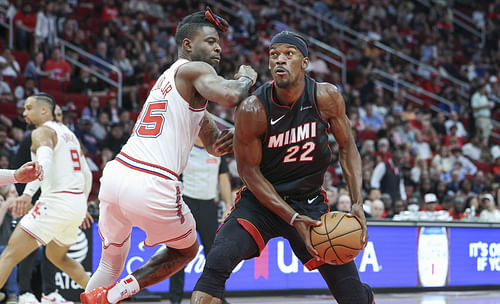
top-left (43, 48), bottom-right (71, 82)
top-left (101, 0), bottom-right (119, 23)
top-left (13, 2), bottom-right (37, 51)
top-left (443, 125), bottom-right (466, 147)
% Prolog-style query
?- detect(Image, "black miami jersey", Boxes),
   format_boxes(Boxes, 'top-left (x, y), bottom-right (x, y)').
top-left (253, 75), bottom-right (332, 196)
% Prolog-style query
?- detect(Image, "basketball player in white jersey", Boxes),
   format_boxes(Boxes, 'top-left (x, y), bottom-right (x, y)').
top-left (0, 161), bottom-right (41, 185)
top-left (0, 93), bottom-right (92, 291)
top-left (81, 8), bottom-right (257, 304)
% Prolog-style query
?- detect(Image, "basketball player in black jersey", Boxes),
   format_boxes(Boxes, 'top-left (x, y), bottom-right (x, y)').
top-left (191, 31), bottom-right (374, 304)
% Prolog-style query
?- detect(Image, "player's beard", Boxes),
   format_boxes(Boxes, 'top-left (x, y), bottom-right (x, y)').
top-left (192, 52), bottom-right (218, 68)
top-left (275, 79), bottom-right (291, 88)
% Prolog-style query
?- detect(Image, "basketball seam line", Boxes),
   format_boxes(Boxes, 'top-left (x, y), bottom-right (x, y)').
top-left (312, 228), bottom-right (363, 247)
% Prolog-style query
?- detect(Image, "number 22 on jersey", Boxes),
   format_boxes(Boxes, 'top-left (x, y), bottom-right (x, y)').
top-left (134, 101), bottom-right (168, 137)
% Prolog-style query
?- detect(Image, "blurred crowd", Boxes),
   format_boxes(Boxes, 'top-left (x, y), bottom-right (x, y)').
top-left (0, 0), bottom-right (499, 223)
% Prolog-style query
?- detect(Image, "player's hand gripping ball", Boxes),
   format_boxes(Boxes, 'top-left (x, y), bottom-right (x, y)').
top-left (310, 211), bottom-right (364, 265)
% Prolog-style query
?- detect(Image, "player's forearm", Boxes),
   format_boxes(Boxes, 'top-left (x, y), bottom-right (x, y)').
top-left (0, 201), bottom-right (9, 225)
top-left (338, 140), bottom-right (363, 206)
top-left (0, 169), bottom-right (16, 185)
top-left (240, 167), bottom-right (297, 224)
top-left (218, 77), bottom-right (253, 108)
top-left (198, 114), bottom-right (220, 155)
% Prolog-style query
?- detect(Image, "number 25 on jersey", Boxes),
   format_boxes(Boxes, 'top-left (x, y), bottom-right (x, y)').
top-left (134, 101), bottom-right (168, 137)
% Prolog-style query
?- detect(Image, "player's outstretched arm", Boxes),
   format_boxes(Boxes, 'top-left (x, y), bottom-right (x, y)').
top-left (317, 83), bottom-right (367, 247)
top-left (177, 61), bottom-right (257, 108)
top-left (234, 96), bottom-right (321, 259)
top-left (0, 161), bottom-right (42, 185)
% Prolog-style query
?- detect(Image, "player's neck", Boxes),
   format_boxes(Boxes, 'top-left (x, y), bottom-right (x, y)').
top-left (35, 117), bottom-right (52, 128)
top-left (274, 80), bottom-right (305, 106)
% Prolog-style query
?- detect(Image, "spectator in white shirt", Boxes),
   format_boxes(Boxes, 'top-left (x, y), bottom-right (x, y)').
top-left (471, 83), bottom-right (492, 139)
top-left (0, 49), bottom-right (21, 79)
top-left (444, 110), bottom-right (468, 138)
top-left (450, 146), bottom-right (477, 176)
top-left (479, 194), bottom-right (500, 222)
top-left (462, 135), bottom-right (483, 161)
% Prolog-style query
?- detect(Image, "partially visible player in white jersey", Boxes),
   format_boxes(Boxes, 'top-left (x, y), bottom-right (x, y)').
top-left (81, 8), bottom-right (257, 304)
top-left (0, 93), bottom-right (92, 291)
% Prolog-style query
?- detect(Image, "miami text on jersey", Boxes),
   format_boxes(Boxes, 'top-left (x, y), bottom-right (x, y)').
top-left (267, 121), bottom-right (317, 148)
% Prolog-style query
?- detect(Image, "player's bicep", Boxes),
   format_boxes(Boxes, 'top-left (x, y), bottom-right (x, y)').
top-left (31, 127), bottom-right (55, 151)
top-left (328, 114), bottom-right (352, 148)
top-left (318, 83), bottom-right (352, 148)
top-left (233, 96), bottom-right (267, 175)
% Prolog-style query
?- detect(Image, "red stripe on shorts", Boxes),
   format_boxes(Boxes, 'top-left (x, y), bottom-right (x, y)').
top-left (304, 258), bottom-right (325, 271)
top-left (237, 218), bottom-right (265, 253)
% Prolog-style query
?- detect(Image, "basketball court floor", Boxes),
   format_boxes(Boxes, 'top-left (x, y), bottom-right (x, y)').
top-left (126, 290), bottom-right (500, 303)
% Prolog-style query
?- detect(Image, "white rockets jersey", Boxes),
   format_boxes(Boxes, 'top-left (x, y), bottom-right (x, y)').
top-left (37, 121), bottom-right (86, 195)
top-left (118, 59), bottom-right (207, 181)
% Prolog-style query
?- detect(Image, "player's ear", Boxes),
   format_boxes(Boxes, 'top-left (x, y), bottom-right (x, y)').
top-left (182, 38), bottom-right (193, 53)
top-left (302, 57), bottom-right (309, 69)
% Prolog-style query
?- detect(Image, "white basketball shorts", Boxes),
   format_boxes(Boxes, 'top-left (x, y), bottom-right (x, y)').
top-left (97, 160), bottom-right (196, 249)
top-left (20, 192), bottom-right (87, 246)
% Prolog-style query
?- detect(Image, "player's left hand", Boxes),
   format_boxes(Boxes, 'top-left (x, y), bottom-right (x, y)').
top-left (14, 194), bottom-right (33, 217)
top-left (348, 204), bottom-right (368, 249)
top-left (293, 215), bottom-right (322, 261)
top-left (80, 211), bottom-right (94, 229)
top-left (14, 161), bottom-right (43, 183)
top-left (213, 128), bottom-right (234, 156)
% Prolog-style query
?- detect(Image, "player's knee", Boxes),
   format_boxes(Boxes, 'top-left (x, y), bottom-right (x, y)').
top-left (333, 278), bottom-right (373, 304)
top-left (194, 242), bottom-right (242, 298)
top-left (204, 245), bottom-right (236, 279)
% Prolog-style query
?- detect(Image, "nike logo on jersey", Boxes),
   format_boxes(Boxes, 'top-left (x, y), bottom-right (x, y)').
top-left (270, 114), bottom-right (286, 125)
top-left (300, 105), bottom-right (312, 111)
top-left (308, 195), bottom-right (319, 204)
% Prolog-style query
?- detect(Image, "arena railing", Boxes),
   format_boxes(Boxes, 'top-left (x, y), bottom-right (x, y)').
top-left (416, 0), bottom-right (486, 47)
top-left (373, 68), bottom-right (500, 141)
top-left (271, 0), bottom-right (471, 99)
top-left (56, 38), bottom-right (123, 107)
top-left (207, 0), bottom-right (347, 85)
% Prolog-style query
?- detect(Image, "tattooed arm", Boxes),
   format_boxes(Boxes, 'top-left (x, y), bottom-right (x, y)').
top-left (198, 112), bottom-right (233, 156)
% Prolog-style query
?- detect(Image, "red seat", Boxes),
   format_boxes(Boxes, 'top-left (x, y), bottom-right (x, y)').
top-left (15, 76), bottom-right (26, 88)
top-left (98, 96), bottom-right (109, 107)
top-left (0, 102), bottom-right (17, 119)
top-left (12, 50), bottom-right (29, 72)
top-left (46, 90), bottom-right (67, 106)
top-left (40, 78), bottom-right (62, 92)
top-left (129, 111), bottom-right (139, 122)
top-left (358, 129), bottom-right (377, 142)
top-left (474, 161), bottom-right (492, 174)
top-left (138, 86), bottom-right (149, 103)
top-left (69, 93), bottom-right (90, 114)
top-left (1, 102), bottom-right (17, 119)
top-left (2, 76), bottom-right (15, 91)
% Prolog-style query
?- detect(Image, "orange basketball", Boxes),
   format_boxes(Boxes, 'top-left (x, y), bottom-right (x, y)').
top-left (310, 211), bottom-right (364, 265)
